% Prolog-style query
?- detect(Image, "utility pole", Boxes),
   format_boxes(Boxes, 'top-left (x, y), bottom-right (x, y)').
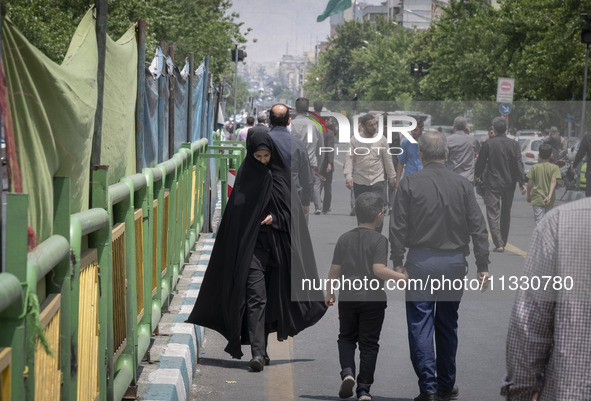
top-left (232, 41), bottom-right (238, 140)
top-left (581, 13), bottom-right (591, 137)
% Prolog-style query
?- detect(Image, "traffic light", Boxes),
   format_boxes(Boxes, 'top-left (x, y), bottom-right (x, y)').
top-left (230, 49), bottom-right (247, 62)
top-left (582, 28), bottom-right (591, 44)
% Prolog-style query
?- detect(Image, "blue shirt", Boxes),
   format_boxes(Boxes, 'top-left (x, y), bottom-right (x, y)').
top-left (398, 138), bottom-right (423, 176)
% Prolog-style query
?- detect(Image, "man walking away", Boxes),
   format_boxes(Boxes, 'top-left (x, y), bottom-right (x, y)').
top-left (445, 116), bottom-right (480, 182)
top-left (290, 97), bottom-right (324, 214)
top-left (237, 116), bottom-right (255, 142)
top-left (390, 131), bottom-right (490, 401)
top-left (320, 116), bottom-right (336, 214)
top-left (474, 117), bottom-right (526, 253)
top-left (268, 104), bottom-right (314, 219)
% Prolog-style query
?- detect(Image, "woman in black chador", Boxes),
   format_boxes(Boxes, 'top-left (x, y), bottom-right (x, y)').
top-left (186, 130), bottom-right (327, 371)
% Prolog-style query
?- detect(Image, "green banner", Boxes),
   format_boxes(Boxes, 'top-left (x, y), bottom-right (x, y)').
top-left (2, 9), bottom-right (137, 242)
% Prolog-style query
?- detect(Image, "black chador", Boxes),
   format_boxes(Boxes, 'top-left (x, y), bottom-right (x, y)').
top-left (186, 130), bottom-right (326, 362)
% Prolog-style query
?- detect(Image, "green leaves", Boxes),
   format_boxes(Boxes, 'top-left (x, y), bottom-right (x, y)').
top-left (4, 0), bottom-right (247, 78)
top-left (305, 0), bottom-right (589, 102)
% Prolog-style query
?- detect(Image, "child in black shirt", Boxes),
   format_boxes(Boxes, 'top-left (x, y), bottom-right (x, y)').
top-left (325, 192), bottom-right (408, 401)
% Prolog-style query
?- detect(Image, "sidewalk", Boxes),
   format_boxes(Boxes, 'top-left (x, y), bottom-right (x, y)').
top-left (137, 192), bottom-right (221, 401)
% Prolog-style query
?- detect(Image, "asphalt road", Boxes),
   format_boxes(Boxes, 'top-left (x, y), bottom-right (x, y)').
top-left (190, 151), bottom-right (550, 401)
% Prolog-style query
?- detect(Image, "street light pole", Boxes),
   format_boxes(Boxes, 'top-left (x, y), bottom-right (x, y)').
top-left (581, 14), bottom-right (591, 138)
top-left (232, 43), bottom-right (238, 141)
top-left (582, 42), bottom-right (589, 138)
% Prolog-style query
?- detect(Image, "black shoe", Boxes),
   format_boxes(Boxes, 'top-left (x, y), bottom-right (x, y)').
top-left (413, 392), bottom-right (438, 401)
top-left (438, 385), bottom-right (459, 401)
top-left (249, 356), bottom-right (265, 372)
top-left (264, 355), bottom-right (270, 366)
top-left (338, 375), bottom-right (355, 398)
top-left (357, 390), bottom-right (372, 401)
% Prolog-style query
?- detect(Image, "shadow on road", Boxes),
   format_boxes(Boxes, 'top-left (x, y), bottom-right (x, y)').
top-left (299, 394), bottom-right (413, 401)
top-left (198, 357), bottom-right (317, 369)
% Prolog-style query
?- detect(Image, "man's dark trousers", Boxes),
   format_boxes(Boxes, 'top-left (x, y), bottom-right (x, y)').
top-left (405, 248), bottom-right (466, 394)
top-left (483, 187), bottom-right (515, 248)
top-left (322, 169), bottom-right (334, 213)
top-left (338, 301), bottom-right (386, 395)
top-left (353, 181), bottom-right (386, 232)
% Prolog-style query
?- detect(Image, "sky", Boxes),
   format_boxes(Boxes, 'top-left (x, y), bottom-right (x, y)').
top-left (227, 0), bottom-right (333, 64)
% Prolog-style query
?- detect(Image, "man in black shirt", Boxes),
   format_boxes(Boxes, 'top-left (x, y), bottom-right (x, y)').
top-left (389, 131), bottom-right (490, 401)
top-left (573, 131), bottom-right (591, 197)
top-left (474, 117), bottom-right (526, 252)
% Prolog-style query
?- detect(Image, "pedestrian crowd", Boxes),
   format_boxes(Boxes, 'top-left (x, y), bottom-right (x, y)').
top-left (188, 101), bottom-right (591, 401)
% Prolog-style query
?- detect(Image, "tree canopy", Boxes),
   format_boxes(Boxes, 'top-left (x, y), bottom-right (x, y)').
top-left (305, 0), bottom-right (590, 103)
top-left (3, 0), bottom-right (249, 78)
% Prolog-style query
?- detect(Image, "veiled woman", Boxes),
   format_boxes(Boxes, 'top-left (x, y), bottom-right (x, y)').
top-left (186, 130), bottom-right (327, 371)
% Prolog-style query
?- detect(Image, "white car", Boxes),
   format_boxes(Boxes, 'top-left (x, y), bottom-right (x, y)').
top-left (516, 129), bottom-right (542, 137)
top-left (521, 137), bottom-right (543, 173)
top-left (567, 137), bottom-right (581, 162)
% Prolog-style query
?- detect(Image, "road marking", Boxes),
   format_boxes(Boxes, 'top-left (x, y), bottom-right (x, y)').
top-left (488, 234), bottom-right (527, 257)
top-left (505, 243), bottom-right (527, 257)
top-left (334, 159), bottom-right (344, 167)
top-left (267, 336), bottom-right (295, 400)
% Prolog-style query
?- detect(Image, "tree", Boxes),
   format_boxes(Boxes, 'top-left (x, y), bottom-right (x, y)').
top-left (496, 0), bottom-right (588, 101)
top-left (3, 0), bottom-right (249, 78)
top-left (356, 23), bottom-right (417, 101)
top-left (304, 19), bottom-right (385, 102)
top-left (409, 0), bottom-right (500, 101)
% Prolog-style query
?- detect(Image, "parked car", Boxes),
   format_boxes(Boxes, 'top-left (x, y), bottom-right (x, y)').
top-left (521, 137), bottom-right (543, 173)
top-left (567, 137), bottom-right (581, 162)
top-left (472, 130), bottom-right (489, 143)
top-left (432, 125), bottom-right (454, 135)
top-left (516, 129), bottom-right (542, 137)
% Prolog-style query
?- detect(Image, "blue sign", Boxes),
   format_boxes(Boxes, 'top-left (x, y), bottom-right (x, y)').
top-left (499, 103), bottom-right (511, 115)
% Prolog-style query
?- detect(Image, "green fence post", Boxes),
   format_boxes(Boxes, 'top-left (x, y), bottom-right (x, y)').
top-left (51, 177), bottom-right (72, 400)
top-left (89, 166), bottom-right (112, 401)
top-left (0, 270), bottom-right (26, 401)
top-left (25, 235), bottom-right (69, 399)
top-left (3, 194), bottom-right (28, 400)
top-left (144, 168), bottom-right (162, 333)
top-left (116, 174), bottom-right (148, 397)
top-left (180, 147), bottom-right (193, 262)
top-left (157, 159), bottom-right (179, 311)
top-left (156, 163), bottom-right (171, 312)
top-left (168, 155), bottom-right (182, 291)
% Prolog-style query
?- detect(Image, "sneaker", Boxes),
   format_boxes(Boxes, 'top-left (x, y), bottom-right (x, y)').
top-left (339, 375), bottom-right (355, 398)
top-left (315, 209), bottom-right (322, 215)
top-left (438, 385), bottom-right (459, 401)
top-left (357, 390), bottom-right (372, 401)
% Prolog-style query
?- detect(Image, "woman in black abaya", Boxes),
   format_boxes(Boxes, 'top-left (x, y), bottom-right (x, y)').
top-left (186, 130), bottom-right (326, 371)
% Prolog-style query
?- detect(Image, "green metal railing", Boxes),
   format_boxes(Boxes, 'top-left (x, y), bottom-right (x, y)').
top-left (206, 140), bottom-right (245, 213)
top-left (0, 137), bottom-right (243, 401)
